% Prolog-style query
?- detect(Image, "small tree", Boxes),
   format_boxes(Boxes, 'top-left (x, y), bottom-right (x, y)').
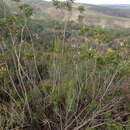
top-left (78, 5), bottom-right (85, 13)
top-left (77, 5), bottom-right (85, 23)
top-left (52, 0), bottom-right (72, 11)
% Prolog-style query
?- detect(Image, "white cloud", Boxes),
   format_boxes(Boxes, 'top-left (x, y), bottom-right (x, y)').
top-left (44, 0), bottom-right (130, 5)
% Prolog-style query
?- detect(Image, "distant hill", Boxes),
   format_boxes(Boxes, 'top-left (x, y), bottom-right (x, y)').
top-left (100, 4), bottom-right (130, 8)
top-left (6, 0), bottom-right (130, 28)
top-left (89, 4), bottom-right (130, 18)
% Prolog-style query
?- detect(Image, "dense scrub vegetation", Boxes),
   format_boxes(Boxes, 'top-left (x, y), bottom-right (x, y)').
top-left (1, 0), bottom-right (130, 130)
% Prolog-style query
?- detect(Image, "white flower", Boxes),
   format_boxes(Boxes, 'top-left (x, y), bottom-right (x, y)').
top-left (120, 42), bottom-right (124, 47)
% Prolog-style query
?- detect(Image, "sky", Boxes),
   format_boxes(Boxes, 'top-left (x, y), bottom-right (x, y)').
top-left (44, 0), bottom-right (130, 5)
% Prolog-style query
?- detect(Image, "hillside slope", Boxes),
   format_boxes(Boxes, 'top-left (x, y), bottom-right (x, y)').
top-left (6, 0), bottom-right (130, 28)
top-left (89, 5), bottom-right (130, 18)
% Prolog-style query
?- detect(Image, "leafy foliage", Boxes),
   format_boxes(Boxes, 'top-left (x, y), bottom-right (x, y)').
top-left (0, 0), bottom-right (130, 130)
